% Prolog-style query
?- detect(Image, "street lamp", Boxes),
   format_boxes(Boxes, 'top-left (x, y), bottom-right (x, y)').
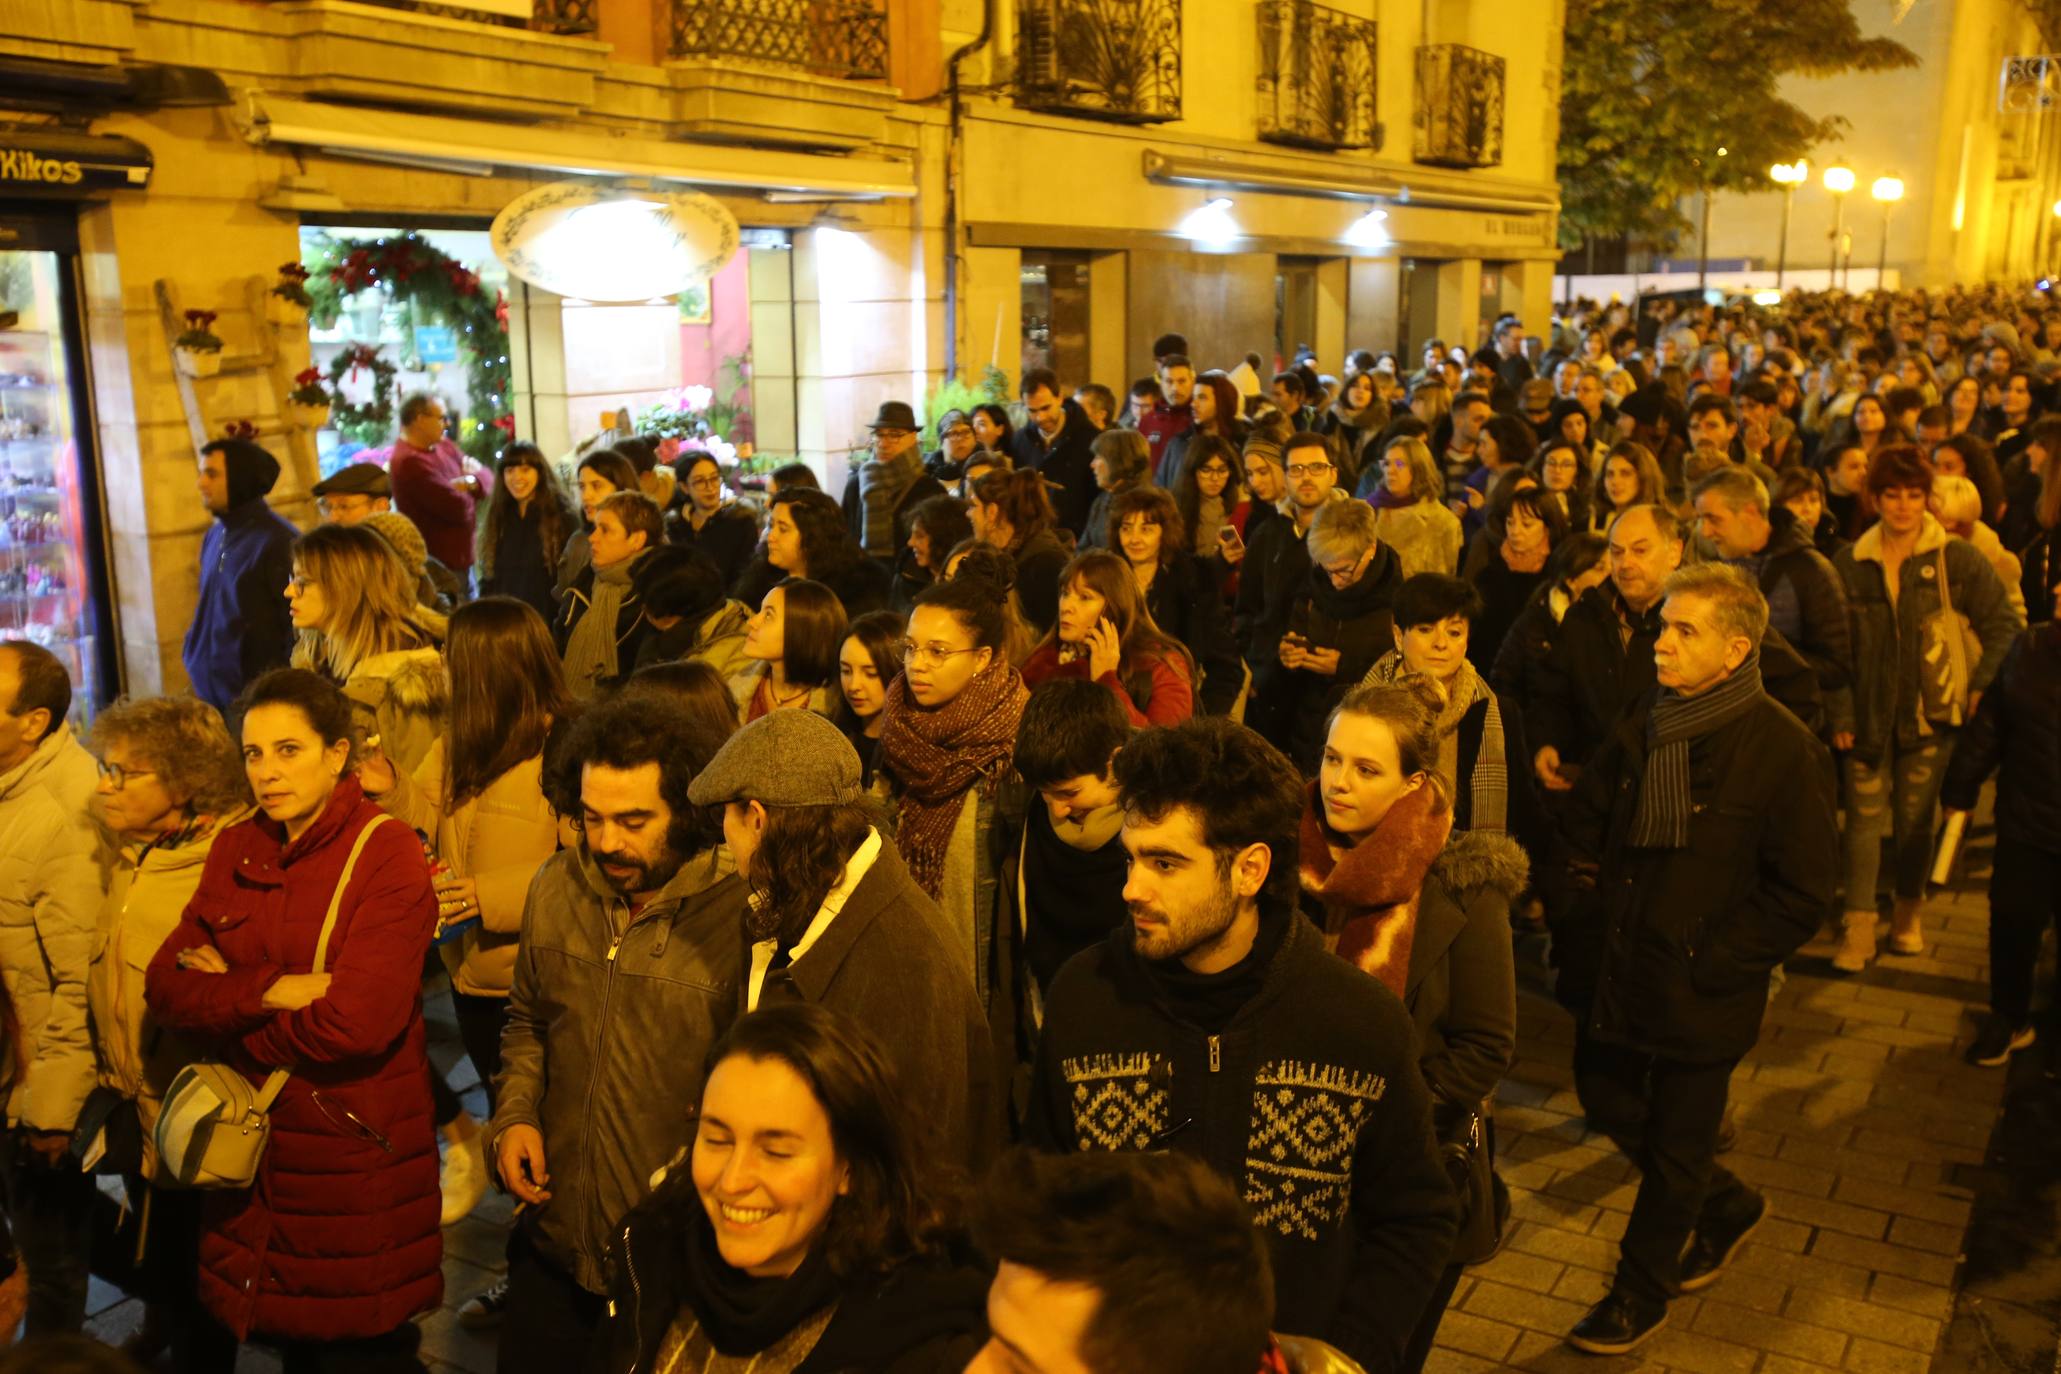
top-left (1770, 160), bottom-right (1809, 288)
top-left (1824, 165), bottom-right (1856, 289)
top-left (1871, 176), bottom-right (1904, 291)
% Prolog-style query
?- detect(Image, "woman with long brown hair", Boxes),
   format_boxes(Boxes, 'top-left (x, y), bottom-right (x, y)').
top-left (1022, 550), bottom-right (1195, 726)
top-left (287, 522), bottom-right (447, 775)
top-left (1156, 369), bottom-right (1247, 487)
top-left (1106, 487), bottom-right (1242, 716)
top-left (357, 596), bottom-right (575, 1244)
top-left (968, 468), bottom-right (1070, 634)
top-left (478, 442), bottom-right (577, 621)
top-left (731, 578), bottom-right (849, 721)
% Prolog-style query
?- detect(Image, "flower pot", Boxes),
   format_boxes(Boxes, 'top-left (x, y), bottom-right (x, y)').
top-left (288, 401), bottom-right (331, 430)
top-left (267, 295), bottom-right (309, 327)
top-left (175, 346), bottom-right (222, 379)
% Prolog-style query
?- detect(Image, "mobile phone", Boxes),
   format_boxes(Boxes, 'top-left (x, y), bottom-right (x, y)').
top-left (1217, 524), bottom-right (1243, 552)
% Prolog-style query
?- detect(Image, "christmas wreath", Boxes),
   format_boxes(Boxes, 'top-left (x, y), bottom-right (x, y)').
top-left (325, 344), bottom-right (399, 442)
top-left (304, 232), bottom-right (512, 464)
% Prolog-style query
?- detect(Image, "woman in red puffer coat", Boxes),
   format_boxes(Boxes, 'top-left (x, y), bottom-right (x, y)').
top-left (146, 668), bottom-right (441, 1370)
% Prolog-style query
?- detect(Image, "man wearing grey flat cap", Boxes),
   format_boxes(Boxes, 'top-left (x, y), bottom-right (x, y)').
top-left (689, 708), bottom-right (997, 1171)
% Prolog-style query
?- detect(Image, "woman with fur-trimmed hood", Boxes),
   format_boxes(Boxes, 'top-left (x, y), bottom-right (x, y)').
top-left (1298, 674), bottom-right (1526, 1374)
top-left (286, 523), bottom-right (450, 774)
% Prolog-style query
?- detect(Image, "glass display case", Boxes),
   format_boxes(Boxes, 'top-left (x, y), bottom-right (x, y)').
top-left (0, 248), bottom-right (109, 723)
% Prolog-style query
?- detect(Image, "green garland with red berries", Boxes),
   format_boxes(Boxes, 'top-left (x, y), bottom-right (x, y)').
top-left (304, 232), bottom-right (514, 463)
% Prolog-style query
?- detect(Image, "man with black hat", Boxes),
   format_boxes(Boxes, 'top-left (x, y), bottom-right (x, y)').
top-left (840, 400), bottom-right (946, 562)
top-left (310, 461), bottom-right (393, 526)
top-left (688, 708), bottom-right (995, 1170)
top-left (180, 438), bottom-right (299, 711)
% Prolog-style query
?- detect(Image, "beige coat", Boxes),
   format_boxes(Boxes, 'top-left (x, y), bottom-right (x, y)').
top-left (377, 738), bottom-right (565, 997)
top-left (1374, 499), bottom-right (1464, 579)
top-left (342, 647), bottom-right (449, 778)
top-left (89, 808), bottom-right (251, 1176)
top-left (0, 725), bottom-right (106, 1132)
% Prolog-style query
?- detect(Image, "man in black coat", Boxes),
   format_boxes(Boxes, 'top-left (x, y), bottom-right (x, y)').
top-left (1556, 565), bottom-right (1837, 1355)
top-left (1529, 505), bottom-right (1824, 793)
top-left (1011, 368), bottom-right (1099, 538)
top-left (1028, 718), bottom-right (1456, 1374)
top-left (1235, 433), bottom-right (1346, 754)
top-left (1691, 468), bottom-right (1852, 707)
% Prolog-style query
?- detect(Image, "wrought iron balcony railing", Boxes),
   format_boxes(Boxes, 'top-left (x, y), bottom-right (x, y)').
top-left (671, 0), bottom-right (889, 80)
top-left (1255, 0), bottom-right (1377, 150)
top-left (1016, 0), bottom-right (1182, 124)
top-left (1413, 43), bottom-right (1504, 168)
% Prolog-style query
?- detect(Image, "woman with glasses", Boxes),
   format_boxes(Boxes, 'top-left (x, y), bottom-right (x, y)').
top-left (87, 695), bottom-right (253, 1368)
top-left (147, 668), bottom-right (442, 1372)
top-left (477, 442), bottom-right (577, 623)
top-left (1529, 437), bottom-right (1593, 533)
top-left (731, 579), bottom-right (849, 722)
top-left (286, 523), bottom-right (447, 777)
top-left (1022, 550), bottom-right (1196, 725)
top-left (1280, 499), bottom-right (1406, 769)
top-left (876, 577), bottom-right (1030, 1008)
top-left (664, 451), bottom-right (760, 592)
top-left (927, 408), bottom-right (982, 482)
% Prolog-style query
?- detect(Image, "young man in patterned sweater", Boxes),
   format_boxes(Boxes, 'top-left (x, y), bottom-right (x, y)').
top-left (1027, 716), bottom-right (1457, 1374)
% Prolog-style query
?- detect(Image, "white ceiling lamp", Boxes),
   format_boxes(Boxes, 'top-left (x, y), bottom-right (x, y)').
top-left (491, 181), bottom-right (740, 303)
top-left (1180, 196), bottom-right (1240, 247)
top-left (1344, 206), bottom-right (1389, 249)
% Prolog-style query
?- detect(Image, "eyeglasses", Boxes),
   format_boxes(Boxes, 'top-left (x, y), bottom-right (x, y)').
top-left (874, 429), bottom-right (914, 441)
top-left (1286, 462), bottom-right (1333, 478)
top-left (943, 426), bottom-right (974, 441)
top-left (287, 575), bottom-right (318, 593)
top-left (317, 496), bottom-right (372, 516)
top-left (898, 640), bottom-right (983, 667)
top-left (94, 759), bottom-right (156, 790)
top-left (687, 475), bottom-right (724, 489)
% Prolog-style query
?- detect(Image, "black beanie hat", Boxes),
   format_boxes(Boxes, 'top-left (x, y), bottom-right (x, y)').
top-left (203, 438), bottom-right (282, 508)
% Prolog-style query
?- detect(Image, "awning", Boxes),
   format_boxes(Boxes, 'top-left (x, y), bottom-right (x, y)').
top-left (238, 94), bottom-right (915, 200)
top-left (0, 129), bottom-right (152, 196)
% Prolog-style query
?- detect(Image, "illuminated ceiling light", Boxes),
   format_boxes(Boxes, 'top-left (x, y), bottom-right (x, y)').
top-left (1180, 196), bottom-right (1240, 247)
top-left (1343, 207), bottom-right (1389, 249)
top-left (1823, 165), bottom-right (1856, 194)
top-left (491, 182), bottom-right (739, 302)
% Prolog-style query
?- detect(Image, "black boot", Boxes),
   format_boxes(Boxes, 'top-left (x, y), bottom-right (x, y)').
top-left (1680, 1188), bottom-right (1766, 1292)
top-left (1567, 1291), bottom-right (1669, 1355)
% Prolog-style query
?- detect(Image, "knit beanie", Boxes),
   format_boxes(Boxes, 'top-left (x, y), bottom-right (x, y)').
top-left (361, 511), bottom-right (430, 585)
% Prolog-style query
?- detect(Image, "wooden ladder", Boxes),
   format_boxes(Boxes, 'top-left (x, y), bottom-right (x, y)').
top-left (154, 275), bottom-right (322, 511)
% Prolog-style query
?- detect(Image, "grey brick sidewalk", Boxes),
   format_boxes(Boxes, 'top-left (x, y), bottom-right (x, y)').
top-left (1429, 880), bottom-right (2014, 1374)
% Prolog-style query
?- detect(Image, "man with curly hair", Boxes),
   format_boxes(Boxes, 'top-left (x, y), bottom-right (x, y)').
top-left (489, 691), bottom-right (743, 1373)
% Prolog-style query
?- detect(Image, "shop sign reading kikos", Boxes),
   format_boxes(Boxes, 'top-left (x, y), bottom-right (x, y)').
top-left (491, 182), bottom-right (740, 303)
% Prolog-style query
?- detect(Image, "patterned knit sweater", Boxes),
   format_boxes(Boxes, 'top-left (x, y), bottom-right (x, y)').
top-left (1027, 908), bottom-right (1458, 1374)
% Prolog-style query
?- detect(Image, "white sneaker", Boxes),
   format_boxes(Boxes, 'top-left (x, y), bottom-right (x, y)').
top-left (441, 1130), bottom-right (488, 1226)
top-left (457, 1278), bottom-right (511, 1330)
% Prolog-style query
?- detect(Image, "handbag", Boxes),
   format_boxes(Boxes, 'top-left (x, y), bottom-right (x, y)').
top-left (1917, 546), bottom-right (1979, 727)
top-left (1431, 1093), bottom-right (1504, 1263)
top-left (154, 814), bottom-right (390, 1190)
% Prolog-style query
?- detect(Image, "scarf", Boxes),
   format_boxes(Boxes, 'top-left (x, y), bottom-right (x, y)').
top-left (876, 660), bottom-right (1029, 897)
top-left (1298, 781), bottom-right (1452, 999)
top-left (562, 558), bottom-right (636, 699)
top-left (1368, 485), bottom-right (1415, 511)
top-left (1630, 649), bottom-right (1764, 849)
top-left (1499, 536), bottom-right (1549, 574)
top-left (1364, 652), bottom-right (1507, 833)
top-left (858, 448), bottom-right (921, 556)
top-left (679, 1205), bottom-right (839, 1358)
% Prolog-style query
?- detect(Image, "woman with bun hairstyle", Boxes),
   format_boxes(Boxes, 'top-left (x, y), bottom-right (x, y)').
top-left (942, 542), bottom-right (1039, 667)
top-left (968, 469), bottom-right (1070, 635)
top-left (1021, 550), bottom-right (1196, 726)
top-left (1299, 677), bottom-right (1522, 1372)
top-left (876, 577), bottom-right (1030, 1008)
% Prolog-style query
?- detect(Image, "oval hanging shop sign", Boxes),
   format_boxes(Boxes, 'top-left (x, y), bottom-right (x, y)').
top-left (491, 181), bottom-right (740, 303)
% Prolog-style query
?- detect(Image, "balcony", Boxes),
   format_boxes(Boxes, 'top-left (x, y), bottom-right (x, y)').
top-left (1016, 0), bottom-right (1182, 124)
top-left (340, 0), bottom-right (596, 33)
top-left (1255, 0), bottom-right (1377, 150)
top-left (1413, 43), bottom-right (1503, 168)
top-left (670, 0), bottom-right (888, 81)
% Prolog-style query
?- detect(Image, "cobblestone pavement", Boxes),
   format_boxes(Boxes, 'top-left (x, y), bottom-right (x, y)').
top-left (78, 860), bottom-right (2059, 1374)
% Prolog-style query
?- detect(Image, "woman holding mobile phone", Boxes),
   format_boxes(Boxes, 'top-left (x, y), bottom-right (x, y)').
top-left (1021, 551), bottom-right (1195, 725)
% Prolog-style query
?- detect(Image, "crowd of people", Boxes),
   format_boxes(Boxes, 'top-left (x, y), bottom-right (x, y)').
top-left (0, 279), bottom-right (2057, 1373)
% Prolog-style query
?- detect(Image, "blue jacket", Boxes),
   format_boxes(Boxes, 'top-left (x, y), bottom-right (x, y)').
top-left (181, 498), bottom-right (299, 710)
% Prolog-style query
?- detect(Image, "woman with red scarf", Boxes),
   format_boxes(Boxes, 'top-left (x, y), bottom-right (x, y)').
top-left (876, 576), bottom-right (1029, 1015)
top-left (1299, 677), bottom-right (1525, 1374)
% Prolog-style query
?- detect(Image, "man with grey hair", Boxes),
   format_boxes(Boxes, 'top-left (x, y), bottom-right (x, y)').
top-left (1556, 563), bottom-right (1836, 1354)
top-left (388, 390), bottom-right (482, 592)
top-left (1690, 467), bottom-right (1851, 702)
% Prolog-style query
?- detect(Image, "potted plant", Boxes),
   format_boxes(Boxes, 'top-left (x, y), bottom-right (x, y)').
top-left (174, 309), bottom-right (223, 378)
top-left (268, 262), bottom-right (313, 325)
top-left (287, 367), bottom-right (331, 430)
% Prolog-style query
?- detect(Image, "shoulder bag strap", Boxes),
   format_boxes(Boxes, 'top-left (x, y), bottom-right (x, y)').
top-left (251, 814), bottom-right (393, 1114)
